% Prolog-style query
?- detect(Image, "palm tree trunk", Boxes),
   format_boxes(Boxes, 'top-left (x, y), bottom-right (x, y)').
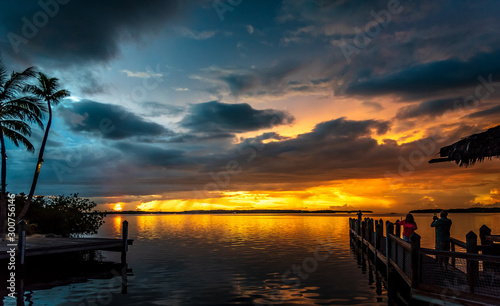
top-left (0, 124), bottom-right (7, 235)
top-left (19, 101), bottom-right (52, 220)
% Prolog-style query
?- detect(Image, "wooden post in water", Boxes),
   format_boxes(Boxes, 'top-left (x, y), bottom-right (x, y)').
top-left (410, 233), bottom-right (421, 288)
top-left (466, 231), bottom-right (478, 293)
top-left (121, 220), bottom-right (129, 264)
top-left (367, 218), bottom-right (374, 245)
top-left (357, 211), bottom-right (362, 236)
top-left (18, 220), bottom-right (26, 267)
top-left (361, 220), bottom-right (366, 252)
top-left (386, 222), bottom-right (394, 285)
top-left (374, 221), bottom-right (382, 263)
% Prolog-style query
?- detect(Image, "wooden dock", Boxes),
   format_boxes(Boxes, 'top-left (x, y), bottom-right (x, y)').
top-left (0, 220), bottom-right (133, 264)
top-left (350, 213), bottom-right (500, 305)
top-left (0, 236), bottom-right (133, 260)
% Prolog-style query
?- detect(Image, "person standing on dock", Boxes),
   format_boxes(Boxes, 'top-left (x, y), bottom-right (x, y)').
top-left (396, 214), bottom-right (418, 242)
top-left (431, 210), bottom-right (452, 268)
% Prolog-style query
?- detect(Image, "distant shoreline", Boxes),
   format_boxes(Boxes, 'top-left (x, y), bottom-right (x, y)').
top-left (100, 209), bottom-right (374, 215)
top-left (410, 207), bottom-right (500, 213)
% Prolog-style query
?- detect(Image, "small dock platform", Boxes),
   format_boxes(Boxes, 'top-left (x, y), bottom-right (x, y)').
top-left (0, 220), bottom-right (132, 264)
top-left (0, 236), bottom-right (133, 260)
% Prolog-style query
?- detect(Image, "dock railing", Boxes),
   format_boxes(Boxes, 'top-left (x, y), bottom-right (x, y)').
top-left (349, 214), bottom-right (500, 305)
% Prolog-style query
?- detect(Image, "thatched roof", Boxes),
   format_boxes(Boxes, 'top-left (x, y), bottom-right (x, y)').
top-left (428, 125), bottom-right (500, 167)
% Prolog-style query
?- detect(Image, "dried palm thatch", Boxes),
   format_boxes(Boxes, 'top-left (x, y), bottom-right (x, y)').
top-left (429, 125), bottom-right (500, 167)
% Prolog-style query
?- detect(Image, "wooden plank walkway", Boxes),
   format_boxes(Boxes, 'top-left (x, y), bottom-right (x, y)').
top-left (0, 236), bottom-right (133, 260)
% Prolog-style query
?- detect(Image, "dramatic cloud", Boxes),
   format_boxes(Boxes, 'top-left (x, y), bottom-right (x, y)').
top-left (4, 1), bottom-right (500, 211)
top-left (0, 0), bottom-right (184, 65)
top-left (59, 100), bottom-right (171, 140)
top-left (345, 50), bottom-right (500, 98)
top-left (467, 105), bottom-right (500, 119)
top-left (197, 61), bottom-right (324, 97)
top-left (395, 97), bottom-right (464, 119)
top-left (180, 101), bottom-right (295, 133)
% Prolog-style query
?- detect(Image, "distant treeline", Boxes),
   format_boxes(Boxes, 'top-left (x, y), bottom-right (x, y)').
top-left (103, 209), bottom-right (373, 215)
top-left (410, 207), bottom-right (500, 213)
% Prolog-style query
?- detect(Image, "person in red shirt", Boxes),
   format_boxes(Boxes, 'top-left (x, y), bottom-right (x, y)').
top-left (396, 214), bottom-right (418, 242)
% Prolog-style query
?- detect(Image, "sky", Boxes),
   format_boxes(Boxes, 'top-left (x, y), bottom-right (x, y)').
top-left (1, 0), bottom-right (500, 213)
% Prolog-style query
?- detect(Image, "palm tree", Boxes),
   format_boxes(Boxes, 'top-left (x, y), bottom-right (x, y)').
top-left (0, 59), bottom-right (45, 233)
top-left (19, 73), bottom-right (70, 219)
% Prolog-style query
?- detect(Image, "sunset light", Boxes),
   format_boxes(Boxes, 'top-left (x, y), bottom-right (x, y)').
top-left (2, 1), bottom-right (500, 305)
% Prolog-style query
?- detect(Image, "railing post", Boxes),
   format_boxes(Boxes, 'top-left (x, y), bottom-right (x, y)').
top-left (361, 220), bottom-right (366, 252)
top-left (386, 222), bottom-right (394, 285)
top-left (375, 222), bottom-right (382, 250)
top-left (368, 218), bottom-right (374, 246)
top-left (18, 220), bottom-right (26, 267)
top-left (374, 221), bottom-right (381, 263)
top-left (479, 225), bottom-right (492, 245)
top-left (410, 233), bottom-right (421, 288)
top-left (451, 240), bottom-right (456, 268)
top-left (395, 221), bottom-right (401, 239)
top-left (466, 231), bottom-right (478, 293)
top-left (121, 220), bottom-right (129, 264)
top-left (479, 224), bottom-right (493, 256)
top-left (357, 211), bottom-right (362, 236)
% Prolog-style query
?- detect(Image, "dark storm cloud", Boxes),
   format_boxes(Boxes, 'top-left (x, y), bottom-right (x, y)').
top-left (180, 101), bottom-right (295, 133)
top-left (395, 97), bottom-right (464, 120)
top-left (114, 142), bottom-right (191, 168)
top-left (200, 117), bottom-right (399, 182)
top-left (200, 61), bottom-right (320, 97)
top-left (308, 117), bottom-right (389, 139)
top-left (345, 50), bottom-right (500, 97)
top-left (59, 100), bottom-right (171, 140)
top-left (0, 0), bottom-right (183, 65)
top-left (222, 61), bottom-right (303, 96)
top-left (467, 105), bottom-right (500, 119)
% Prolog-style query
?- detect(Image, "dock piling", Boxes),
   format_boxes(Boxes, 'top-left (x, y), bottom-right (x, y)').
top-left (18, 220), bottom-right (26, 267)
top-left (121, 220), bottom-right (129, 264)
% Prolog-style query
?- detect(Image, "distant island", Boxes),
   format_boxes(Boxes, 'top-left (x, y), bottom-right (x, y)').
top-left (410, 207), bottom-right (500, 213)
top-left (103, 209), bottom-right (373, 215)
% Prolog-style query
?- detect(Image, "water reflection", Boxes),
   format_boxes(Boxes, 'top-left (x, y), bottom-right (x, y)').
top-left (96, 214), bottom-right (387, 305)
top-left (0, 254), bottom-right (131, 306)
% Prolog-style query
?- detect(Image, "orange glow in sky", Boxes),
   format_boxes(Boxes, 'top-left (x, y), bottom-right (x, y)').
top-left (113, 203), bottom-right (124, 211)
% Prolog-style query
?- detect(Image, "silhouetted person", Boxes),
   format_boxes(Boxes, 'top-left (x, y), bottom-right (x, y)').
top-left (396, 213), bottom-right (417, 242)
top-left (431, 210), bottom-right (452, 268)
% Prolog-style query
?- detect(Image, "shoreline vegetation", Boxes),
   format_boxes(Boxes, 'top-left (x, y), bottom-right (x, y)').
top-left (102, 209), bottom-right (373, 215)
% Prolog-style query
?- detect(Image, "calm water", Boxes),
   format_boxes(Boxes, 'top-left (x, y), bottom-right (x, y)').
top-left (3, 213), bottom-right (500, 305)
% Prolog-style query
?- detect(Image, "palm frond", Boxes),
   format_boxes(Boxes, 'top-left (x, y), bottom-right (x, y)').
top-left (51, 89), bottom-right (70, 105)
top-left (1, 126), bottom-right (35, 152)
top-left (0, 66), bottom-right (37, 102)
top-left (25, 72), bottom-right (70, 107)
top-left (2, 96), bottom-right (46, 129)
top-left (24, 84), bottom-right (45, 97)
top-left (1, 119), bottom-right (32, 137)
top-left (0, 56), bottom-right (7, 86)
